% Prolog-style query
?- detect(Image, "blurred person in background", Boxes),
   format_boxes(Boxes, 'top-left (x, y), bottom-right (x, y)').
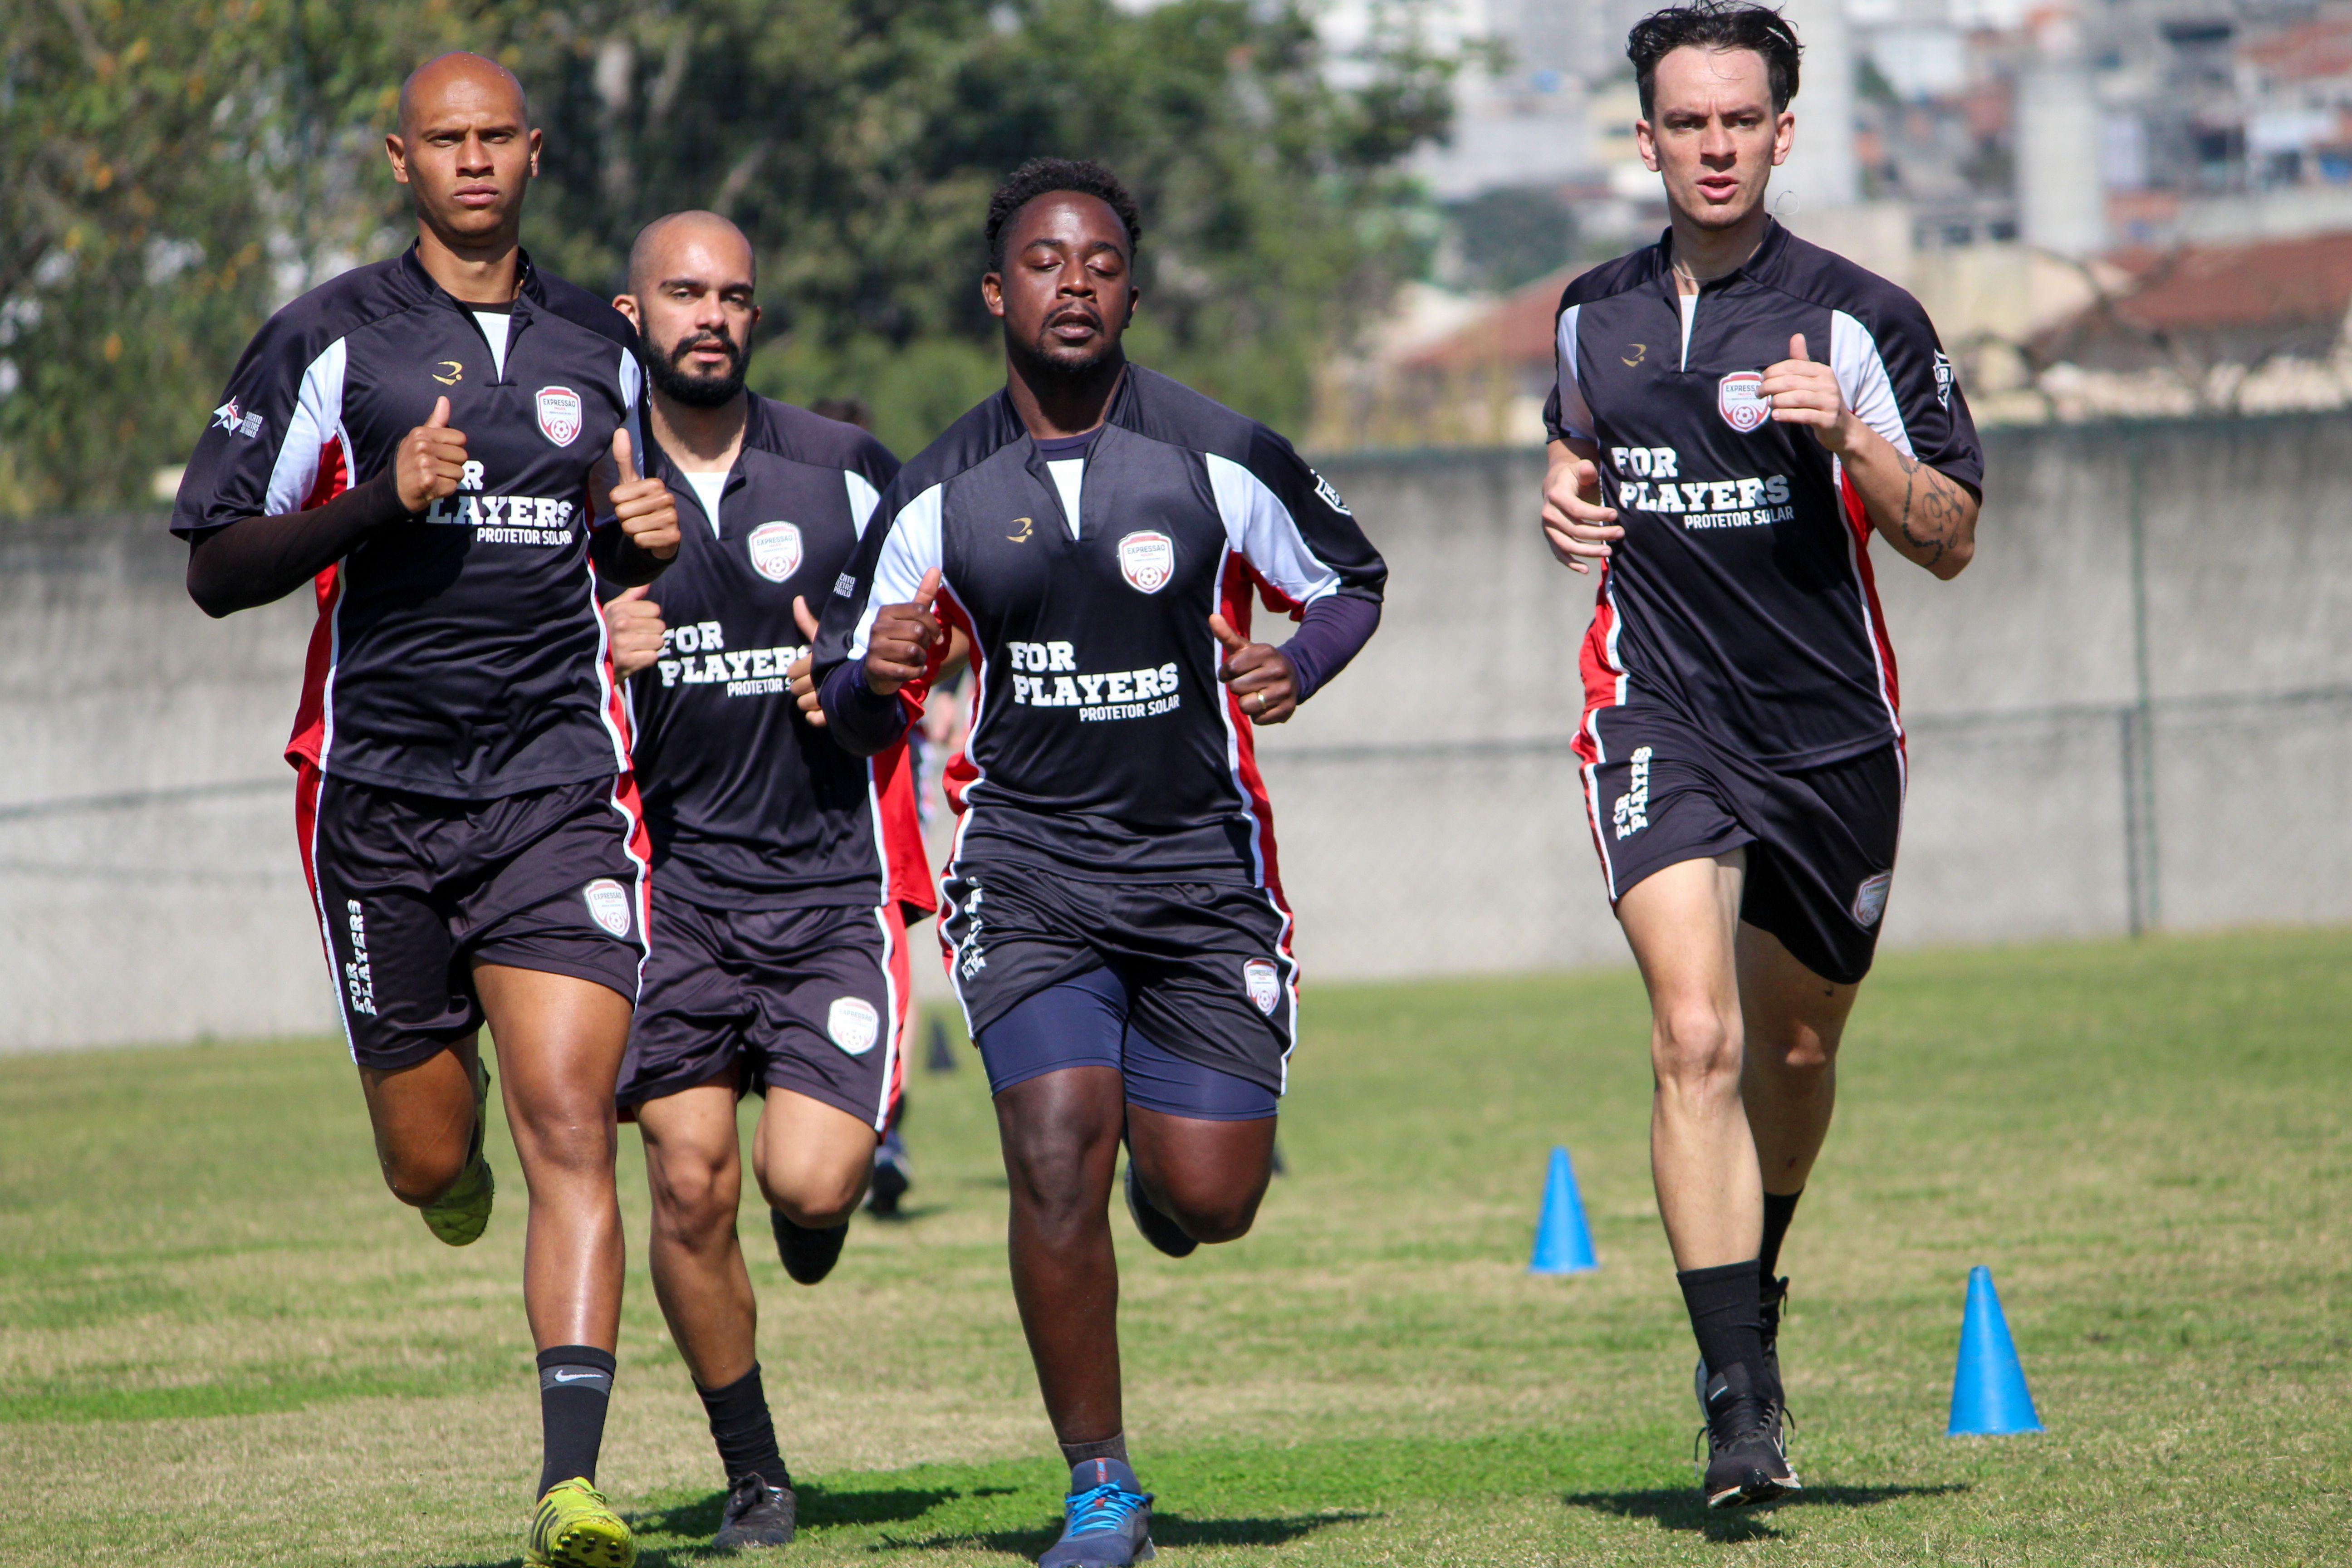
top-left (599, 211), bottom-right (932, 1549)
top-left (810, 158), bottom-right (1385, 1567)
top-left (1540, 0), bottom-right (1982, 1509)
top-left (173, 52), bottom-right (676, 1568)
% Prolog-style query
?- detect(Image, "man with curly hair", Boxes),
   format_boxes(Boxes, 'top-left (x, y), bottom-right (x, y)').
top-left (810, 157), bottom-right (1386, 1566)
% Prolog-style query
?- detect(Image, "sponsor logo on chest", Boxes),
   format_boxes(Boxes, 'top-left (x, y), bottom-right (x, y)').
top-left (1717, 371), bottom-right (1769, 433)
top-left (653, 619), bottom-right (806, 699)
top-left (747, 521), bottom-right (803, 583)
top-left (1117, 530), bottom-right (1175, 594)
top-left (536, 385), bottom-right (584, 447)
top-left (1005, 640), bottom-right (1180, 721)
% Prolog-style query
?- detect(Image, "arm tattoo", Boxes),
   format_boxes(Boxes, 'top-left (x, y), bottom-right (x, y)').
top-left (1891, 452), bottom-right (1967, 565)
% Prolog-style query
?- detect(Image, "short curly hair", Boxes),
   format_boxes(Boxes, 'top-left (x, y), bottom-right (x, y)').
top-left (984, 158), bottom-right (1142, 271)
top-left (1627, 2), bottom-right (1803, 120)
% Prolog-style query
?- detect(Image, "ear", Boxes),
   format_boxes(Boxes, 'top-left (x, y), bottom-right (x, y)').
top-left (981, 272), bottom-right (1006, 320)
top-left (612, 293), bottom-right (641, 329)
top-left (1634, 118), bottom-right (1660, 174)
top-left (1772, 110), bottom-right (1794, 169)
top-left (1124, 287), bottom-right (1141, 326)
top-left (385, 133), bottom-right (410, 185)
top-left (527, 126), bottom-right (543, 177)
top-left (749, 302), bottom-right (763, 333)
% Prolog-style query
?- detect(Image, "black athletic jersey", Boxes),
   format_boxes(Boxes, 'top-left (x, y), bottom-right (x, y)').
top-left (1544, 220), bottom-right (1983, 772)
top-left (814, 366), bottom-right (1386, 887)
top-left (622, 396), bottom-right (932, 919)
top-left (172, 246), bottom-right (646, 798)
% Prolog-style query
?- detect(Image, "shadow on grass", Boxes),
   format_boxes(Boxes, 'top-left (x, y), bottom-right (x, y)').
top-left (885, 1508), bottom-right (1377, 1556)
top-left (1564, 1482), bottom-right (1969, 1541)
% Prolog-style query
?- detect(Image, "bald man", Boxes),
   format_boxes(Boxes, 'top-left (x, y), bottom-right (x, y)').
top-left (173, 52), bottom-right (676, 1568)
top-left (588, 211), bottom-right (926, 1548)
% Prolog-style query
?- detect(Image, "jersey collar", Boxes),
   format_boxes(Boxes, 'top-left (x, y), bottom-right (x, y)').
top-left (1652, 216), bottom-right (1789, 299)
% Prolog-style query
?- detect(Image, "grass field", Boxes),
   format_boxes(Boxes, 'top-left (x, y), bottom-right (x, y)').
top-left (2, 929), bottom-right (2347, 1566)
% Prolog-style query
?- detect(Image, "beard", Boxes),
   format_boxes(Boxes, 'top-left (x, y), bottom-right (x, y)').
top-left (647, 328), bottom-right (749, 408)
top-left (1013, 316), bottom-right (1122, 383)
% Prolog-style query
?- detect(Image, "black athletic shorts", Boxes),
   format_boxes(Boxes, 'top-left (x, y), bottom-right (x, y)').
top-left (1580, 710), bottom-right (1903, 985)
top-left (939, 860), bottom-right (1298, 1098)
top-left (298, 764), bottom-right (651, 1071)
top-left (616, 887), bottom-right (911, 1132)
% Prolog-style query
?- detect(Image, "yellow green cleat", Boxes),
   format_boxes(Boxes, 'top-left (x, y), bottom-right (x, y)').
top-left (528, 1477), bottom-right (636, 1568)
top-left (421, 1056), bottom-right (495, 1247)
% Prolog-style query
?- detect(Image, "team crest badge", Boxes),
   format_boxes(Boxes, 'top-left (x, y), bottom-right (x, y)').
top-left (1851, 871), bottom-right (1892, 928)
top-left (1243, 958), bottom-right (1281, 1017)
top-left (828, 997), bottom-right (881, 1057)
top-left (1117, 530), bottom-right (1175, 594)
top-left (748, 521), bottom-right (803, 583)
top-left (1717, 371), bottom-right (1769, 433)
top-left (583, 878), bottom-right (632, 937)
top-left (535, 385), bottom-right (583, 447)
top-left (1933, 351), bottom-right (1955, 408)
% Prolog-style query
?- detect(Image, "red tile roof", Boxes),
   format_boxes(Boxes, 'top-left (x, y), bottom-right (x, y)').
top-left (2095, 230), bottom-right (2352, 336)
top-left (1396, 266), bottom-right (1588, 372)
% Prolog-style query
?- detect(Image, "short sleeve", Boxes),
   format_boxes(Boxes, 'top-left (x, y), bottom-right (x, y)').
top-left (1543, 302), bottom-right (1595, 445)
top-left (170, 317), bottom-right (352, 536)
top-left (1828, 301), bottom-right (1983, 494)
top-left (1202, 425), bottom-right (1387, 617)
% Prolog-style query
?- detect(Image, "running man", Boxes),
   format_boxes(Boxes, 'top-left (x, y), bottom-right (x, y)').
top-left (1540, 2), bottom-right (1982, 1508)
top-left (596, 211), bottom-right (931, 1549)
top-left (173, 54), bottom-right (676, 1568)
top-left (809, 159), bottom-right (1385, 1567)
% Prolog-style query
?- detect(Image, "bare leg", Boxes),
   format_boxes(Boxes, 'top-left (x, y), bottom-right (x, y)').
top-left (1124, 1107), bottom-right (1277, 1244)
top-left (751, 1089), bottom-right (878, 1229)
top-left (357, 1034), bottom-right (485, 1205)
top-left (1615, 852), bottom-right (1760, 1270)
top-left (637, 1073), bottom-right (757, 1389)
top-left (1736, 925), bottom-right (1860, 1196)
top-left (996, 1066), bottom-right (1127, 1445)
top-left (473, 962), bottom-right (632, 1352)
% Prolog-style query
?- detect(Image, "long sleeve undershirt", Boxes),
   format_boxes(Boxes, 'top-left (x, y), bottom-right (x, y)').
top-left (186, 472), bottom-right (669, 617)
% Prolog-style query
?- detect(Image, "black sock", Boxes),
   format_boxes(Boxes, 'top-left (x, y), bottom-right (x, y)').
top-left (1679, 1259), bottom-right (1766, 1382)
top-left (697, 1364), bottom-right (791, 1491)
top-left (537, 1346), bottom-right (617, 1499)
top-left (1058, 1432), bottom-right (1128, 1471)
top-left (1759, 1189), bottom-right (1803, 1283)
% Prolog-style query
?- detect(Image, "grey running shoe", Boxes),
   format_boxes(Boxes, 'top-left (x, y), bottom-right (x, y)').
top-left (713, 1473), bottom-right (795, 1549)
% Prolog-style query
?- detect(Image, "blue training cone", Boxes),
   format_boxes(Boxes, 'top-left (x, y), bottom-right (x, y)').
top-left (1529, 1146), bottom-right (1599, 1274)
top-left (1947, 1265), bottom-right (2044, 1435)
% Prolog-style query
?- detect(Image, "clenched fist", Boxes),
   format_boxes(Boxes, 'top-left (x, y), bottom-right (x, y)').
top-left (604, 428), bottom-right (679, 559)
top-left (396, 395), bottom-right (469, 513)
top-left (862, 568), bottom-right (943, 699)
top-left (605, 584), bottom-right (665, 681)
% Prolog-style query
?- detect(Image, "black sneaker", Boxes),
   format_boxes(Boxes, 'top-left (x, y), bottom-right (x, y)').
top-left (1696, 1362), bottom-right (1799, 1509)
top-left (771, 1209), bottom-right (848, 1285)
top-left (713, 1472), bottom-right (796, 1549)
top-left (867, 1129), bottom-right (912, 1218)
top-left (1695, 1276), bottom-right (1793, 1434)
top-left (1122, 1162), bottom-right (1196, 1259)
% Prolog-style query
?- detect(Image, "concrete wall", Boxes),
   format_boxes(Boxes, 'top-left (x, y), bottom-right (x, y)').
top-left (4, 412), bottom-right (2349, 1048)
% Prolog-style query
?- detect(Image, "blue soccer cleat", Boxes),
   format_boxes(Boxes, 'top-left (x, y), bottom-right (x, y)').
top-left (1038, 1457), bottom-right (1154, 1566)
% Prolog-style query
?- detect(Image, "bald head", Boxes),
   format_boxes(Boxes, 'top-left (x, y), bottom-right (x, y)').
top-left (629, 211), bottom-right (756, 298)
top-left (619, 212), bottom-right (762, 413)
top-left (398, 52), bottom-right (529, 141)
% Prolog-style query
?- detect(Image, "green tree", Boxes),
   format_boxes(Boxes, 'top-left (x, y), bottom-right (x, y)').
top-left (0, 0), bottom-right (1461, 506)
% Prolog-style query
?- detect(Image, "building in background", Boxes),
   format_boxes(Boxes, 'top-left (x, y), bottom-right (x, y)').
top-left (1313, 0), bottom-right (2352, 447)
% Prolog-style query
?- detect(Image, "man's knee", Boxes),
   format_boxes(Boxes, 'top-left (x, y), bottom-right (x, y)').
top-left (1158, 1181), bottom-right (1262, 1245)
top-left (650, 1149), bottom-right (742, 1245)
top-left (380, 1141), bottom-right (469, 1208)
top-left (1749, 1016), bottom-right (1842, 1079)
top-left (1651, 998), bottom-right (1741, 1092)
top-left (757, 1157), bottom-right (867, 1229)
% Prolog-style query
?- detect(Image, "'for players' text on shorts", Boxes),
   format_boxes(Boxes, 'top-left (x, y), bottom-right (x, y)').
top-left (297, 765), bottom-right (652, 1071)
top-left (1580, 710), bottom-right (1902, 985)
top-left (617, 887), bottom-right (912, 1132)
top-left (939, 860), bottom-right (1298, 1100)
